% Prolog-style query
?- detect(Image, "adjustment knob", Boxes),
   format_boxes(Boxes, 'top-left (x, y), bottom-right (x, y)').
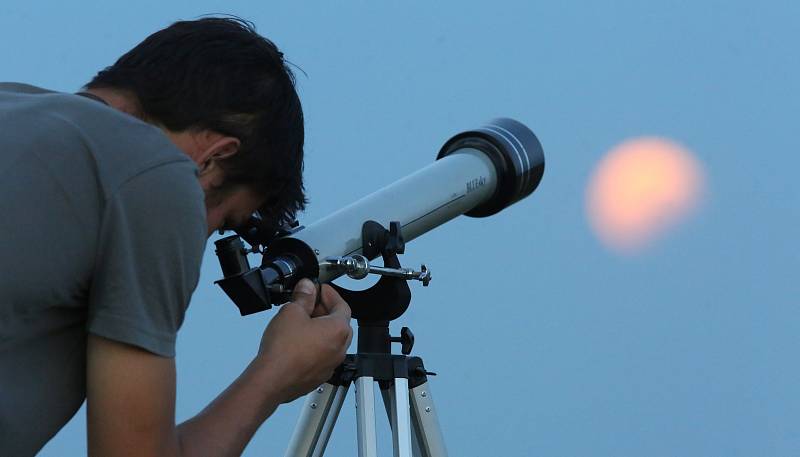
top-left (390, 327), bottom-right (415, 355)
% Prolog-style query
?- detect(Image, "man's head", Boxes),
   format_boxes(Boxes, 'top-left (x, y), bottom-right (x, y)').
top-left (85, 17), bottom-right (306, 235)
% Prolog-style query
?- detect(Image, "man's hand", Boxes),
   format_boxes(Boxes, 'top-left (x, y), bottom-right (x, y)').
top-left (257, 278), bottom-right (353, 402)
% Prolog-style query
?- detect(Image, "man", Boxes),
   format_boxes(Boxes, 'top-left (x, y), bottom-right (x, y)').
top-left (0, 17), bottom-right (353, 456)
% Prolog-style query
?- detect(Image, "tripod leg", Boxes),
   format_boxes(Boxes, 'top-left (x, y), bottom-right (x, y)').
top-left (409, 382), bottom-right (448, 457)
top-left (379, 386), bottom-right (394, 429)
top-left (285, 383), bottom-right (348, 457)
top-left (389, 378), bottom-right (413, 457)
top-left (380, 386), bottom-right (425, 457)
top-left (312, 384), bottom-right (348, 457)
top-left (355, 376), bottom-right (378, 457)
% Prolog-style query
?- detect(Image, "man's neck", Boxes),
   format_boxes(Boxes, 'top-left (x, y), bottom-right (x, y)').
top-left (84, 87), bottom-right (146, 120)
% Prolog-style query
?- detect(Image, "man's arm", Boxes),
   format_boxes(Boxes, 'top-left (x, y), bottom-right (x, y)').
top-left (87, 279), bottom-right (352, 457)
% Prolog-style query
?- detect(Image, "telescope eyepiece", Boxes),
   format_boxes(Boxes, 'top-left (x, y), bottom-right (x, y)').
top-left (215, 235), bottom-right (251, 278)
top-left (437, 118), bottom-right (545, 217)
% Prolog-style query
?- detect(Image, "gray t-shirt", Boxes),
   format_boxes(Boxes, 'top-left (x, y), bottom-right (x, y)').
top-left (0, 83), bottom-right (207, 455)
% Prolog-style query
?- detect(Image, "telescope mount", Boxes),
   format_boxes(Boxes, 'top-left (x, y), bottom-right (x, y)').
top-left (284, 221), bottom-right (448, 457)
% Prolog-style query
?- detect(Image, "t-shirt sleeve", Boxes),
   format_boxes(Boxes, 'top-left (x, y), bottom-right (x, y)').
top-left (86, 161), bottom-right (206, 357)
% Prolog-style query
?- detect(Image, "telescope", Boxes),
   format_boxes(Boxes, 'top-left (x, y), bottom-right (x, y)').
top-left (214, 117), bottom-right (545, 315)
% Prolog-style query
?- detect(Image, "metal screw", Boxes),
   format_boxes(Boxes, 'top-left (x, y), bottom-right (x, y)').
top-left (317, 387), bottom-right (324, 393)
top-left (421, 391), bottom-right (427, 397)
top-left (310, 403), bottom-right (317, 409)
top-left (314, 249), bottom-right (320, 255)
top-left (425, 407), bottom-right (431, 412)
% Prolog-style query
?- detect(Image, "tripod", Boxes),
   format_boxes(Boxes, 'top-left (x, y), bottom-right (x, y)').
top-left (284, 322), bottom-right (447, 457)
top-left (284, 222), bottom-right (448, 457)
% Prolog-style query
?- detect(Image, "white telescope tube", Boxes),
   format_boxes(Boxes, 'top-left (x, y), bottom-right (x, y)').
top-left (294, 148), bottom-right (497, 282)
top-left (269, 118), bottom-right (545, 283)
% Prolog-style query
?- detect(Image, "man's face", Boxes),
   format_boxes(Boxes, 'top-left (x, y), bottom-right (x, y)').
top-left (157, 128), bottom-right (264, 236)
top-left (205, 186), bottom-right (265, 236)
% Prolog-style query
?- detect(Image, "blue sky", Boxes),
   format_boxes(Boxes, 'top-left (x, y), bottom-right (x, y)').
top-left (3, 1), bottom-right (798, 455)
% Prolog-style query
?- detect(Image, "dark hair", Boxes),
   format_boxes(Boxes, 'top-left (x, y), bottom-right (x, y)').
top-left (87, 17), bottom-right (306, 225)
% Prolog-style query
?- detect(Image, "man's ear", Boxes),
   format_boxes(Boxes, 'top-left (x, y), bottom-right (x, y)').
top-left (197, 134), bottom-right (240, 191)
top-left (198, 135), bottom-right (240, 173)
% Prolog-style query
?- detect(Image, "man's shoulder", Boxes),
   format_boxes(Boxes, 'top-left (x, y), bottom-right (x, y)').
top-left (0, 82), bottom-right (198, 198)
top-left (0, 82), bottom-right (165, 148)
top-left (0, 82), bottom-right (55, 94)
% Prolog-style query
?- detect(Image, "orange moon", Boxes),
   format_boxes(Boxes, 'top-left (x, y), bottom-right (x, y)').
top-left (586, 137), bottom-right (705, 253)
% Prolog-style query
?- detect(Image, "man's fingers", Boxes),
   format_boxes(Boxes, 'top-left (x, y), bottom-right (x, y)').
top-left (287, 281), bottom-right (350, 321)
top-left (310, 282), bottom-right (330, 317)
top-left (316, 285), bottom-right (352, 349)
top-left (343, 324), bottom-right (353, 348)
top-left (319, 285), bottom-right (351, 319)
top-left (289, 279), bottom-right (317, 316)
